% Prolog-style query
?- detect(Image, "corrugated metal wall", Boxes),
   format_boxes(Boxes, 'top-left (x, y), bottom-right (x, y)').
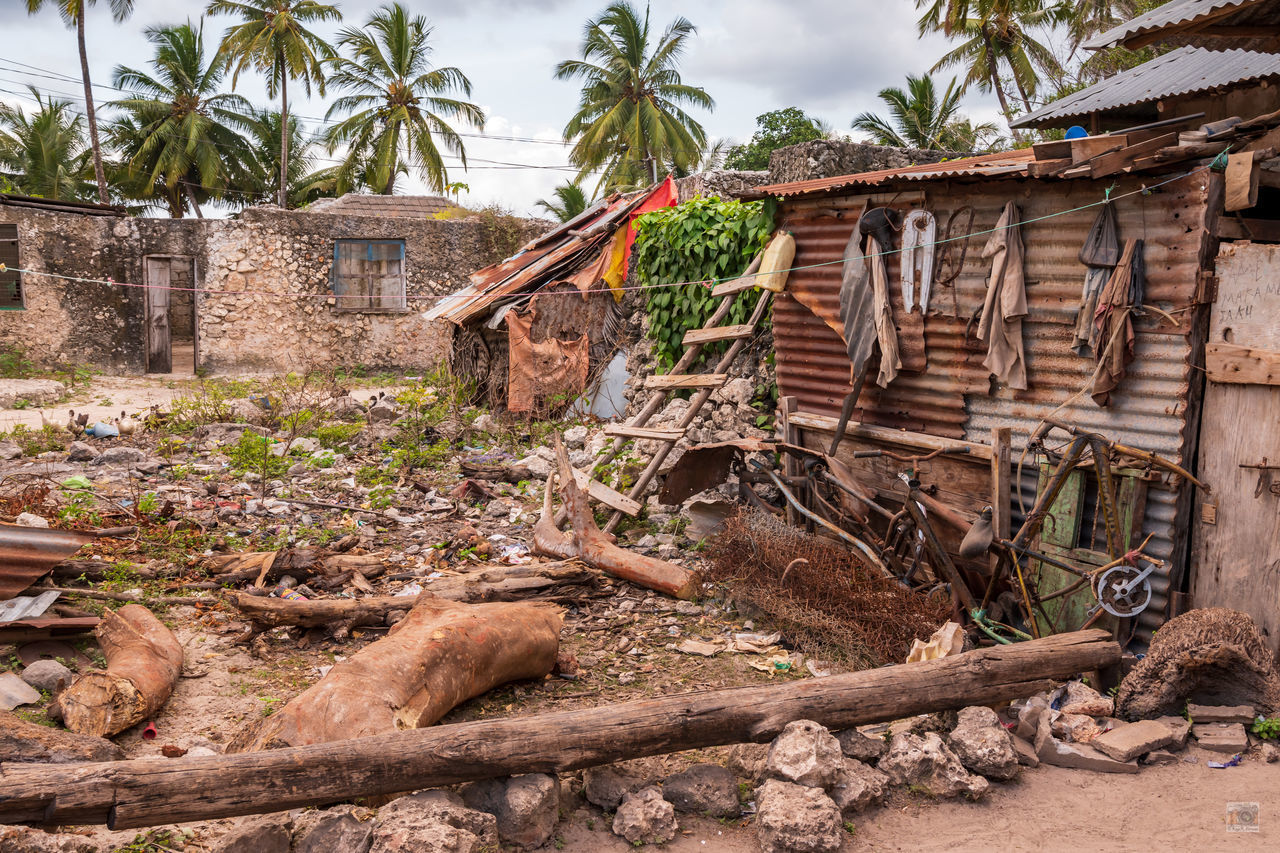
top-left (774, 171), bottom-right (1212, 639)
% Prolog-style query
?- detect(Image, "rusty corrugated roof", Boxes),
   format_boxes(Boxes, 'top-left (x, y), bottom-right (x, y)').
top-left (1012, 47), bottom-right (1280, 129)
top-left (0, 525), bottom-right (97, 600)
top-left (748, 150), bottom-right (1038, 200)
top-left (1084, 0), bottom-right (1280, 51)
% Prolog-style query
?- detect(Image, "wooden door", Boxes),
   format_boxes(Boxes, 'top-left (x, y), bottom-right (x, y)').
top-left (1193, 242), bottom-right (1280, 652)
top-left (144, 257), bottom-right (171, 373)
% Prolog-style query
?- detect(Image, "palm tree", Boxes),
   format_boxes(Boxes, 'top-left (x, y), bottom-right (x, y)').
top-left (916, 0), bottom-right (1061, 126)
top-left (236, 107), bottom-right (339, 206)
top-left (535, 181), bottom-right (590, 222)
top-left (107, 22), bottom-right (256, 218)
top-left (0, 88), bottom-right (96, 201)
top-left (852, 74), bottom-right (997, 151)
top-left (555, 1), bottom-right (714, 192)
top-left (205, 0), bottom-right (340, 208)
top-left (324, 3), bottom-right (485, 195)
top-left (24, 0), bottom-right (135, 205)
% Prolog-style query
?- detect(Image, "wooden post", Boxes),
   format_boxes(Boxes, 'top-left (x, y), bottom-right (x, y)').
top-left (0, 630), bottom-right (1120, 830)
top-left (779, 395), bottom-right (799, 527)
top-left (990, 427), bottom-right (1011, 575)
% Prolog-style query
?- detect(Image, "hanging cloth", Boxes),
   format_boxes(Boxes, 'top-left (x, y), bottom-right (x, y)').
top-left (1072, 202), bottom-right (1120, 356)
top-left (1091, 238), bottom-right (1142, 407)
top-left (977, 201), bottom-right (1029, 390)
top-left (838, 228), bottom-right (901, 390)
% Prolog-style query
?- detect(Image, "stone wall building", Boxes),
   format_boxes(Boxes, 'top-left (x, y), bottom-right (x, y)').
top-left (0, 193), bottom-right (544, 375)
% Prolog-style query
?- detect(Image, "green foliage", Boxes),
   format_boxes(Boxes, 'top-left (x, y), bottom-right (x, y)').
top-left (536, 181), bottom-right (590, 223)
top-left (473, 204), bottom-right (529, 264)
top-left (317, 422), bottom-right (363, 449)
top-left (167, 377), bottom-right (259, 430)
top-left (1252, 716), bottom-right (1280, 740)
top-left (0, 344), bottom-right (36, 378)
top-left (225, 431), bottom-right (288, 480)
top-left (8, 424), bottom-right (68, 456)
top-left (852, 74), bottom-right (1001, 151)
top-left (724, 107), bottom-right (825, 171)
top-left (632, 195), bottom-right (775, 370)
top-left (0, 87), bottom-right (97, 202)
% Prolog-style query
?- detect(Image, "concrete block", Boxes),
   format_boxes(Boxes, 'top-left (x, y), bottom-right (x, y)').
top-left (1192, 723), bottom-right (1249, 753)
top-left (1091, 720), bottom-right (1179, 762)
top-left (1187, 704), bottom-right (1255, 725)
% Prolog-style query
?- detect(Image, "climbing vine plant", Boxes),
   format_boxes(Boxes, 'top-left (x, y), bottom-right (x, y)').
top-left (632, 196), bottom-right (776, 371)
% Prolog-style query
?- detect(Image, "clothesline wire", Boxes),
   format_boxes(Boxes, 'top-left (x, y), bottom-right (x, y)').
top-left (0, 162), bottom-right (1213, 302)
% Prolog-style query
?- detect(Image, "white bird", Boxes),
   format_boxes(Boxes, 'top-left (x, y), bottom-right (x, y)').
top-left (117, 410), bottom-right (137, 436)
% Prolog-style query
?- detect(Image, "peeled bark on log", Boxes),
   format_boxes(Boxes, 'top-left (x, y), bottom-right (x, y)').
top-left (227, 591), bottom-right (422, 632)
top-left (0, 711), bottom-right (124, 764)
top-left (54, 605), bottom-right (183, 738)
top-left (0, 630), bottom-right (1119, 829)
top-left (534, 437), bottom-right (698, 599)
top-left (226, 596), bottom-right (563, 753)
top-left (206, 549), bottom-right (385, 586)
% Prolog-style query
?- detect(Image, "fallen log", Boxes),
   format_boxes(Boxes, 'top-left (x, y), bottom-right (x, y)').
top-left (0, 711), bottom-right (124, 765)
top-left (225, 595), bottom-right (563, 752)
top-left (533, 437), bottom-right (698, 599)
top-left (205, 548), bottom-right (384, 586)
top-left (52, 605), bottom-right (183, 738)
top-left (0, 630), bottom-right (1119, 829)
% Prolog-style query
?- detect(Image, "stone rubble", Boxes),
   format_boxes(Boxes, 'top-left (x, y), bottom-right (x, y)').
top-left (612, 786), bottom-right (677, 845)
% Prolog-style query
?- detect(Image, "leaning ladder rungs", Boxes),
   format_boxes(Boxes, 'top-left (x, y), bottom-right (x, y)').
top-left (604, 424), bottom-right (685, 442)
top-left (643, 373), bottom-right (728, 390)
top-left (711, 275), bottom-right (760, 297)
top-left (683, 324), bottom-right (754, 346)
top-left (571, 469), bottom-right (642, 516)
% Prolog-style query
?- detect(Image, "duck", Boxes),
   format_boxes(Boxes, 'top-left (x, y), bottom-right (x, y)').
top-left (66, 410), bottom-right (86, 437)
top-left (117, 410), bottom-right (137, 436)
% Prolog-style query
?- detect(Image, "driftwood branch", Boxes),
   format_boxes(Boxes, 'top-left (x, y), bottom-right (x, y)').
top-left (225, 595), bottom-right (563, 752)
top-left (533, 436), bottom-right (698, 599)
top-left (53, 605), bottom-right (183, 738)
top-left (0, 630), bottom-right (1119, 828)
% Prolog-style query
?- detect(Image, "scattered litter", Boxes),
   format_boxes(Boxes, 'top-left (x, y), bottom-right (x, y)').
top-left (497, 543), bottom-right (532, 565)
top-left (1207, 753), bottom-right (1243, 769)
top-left (731, 632), bottom-right (781, 654)
top-left (142, 722), bottom-right (158, 740)
top-left (676, 639), bottom-right (724, 657)
top-left (395, 583), bottom-right (424, 597)
top-left (0, 591), bottom-right (60, 623)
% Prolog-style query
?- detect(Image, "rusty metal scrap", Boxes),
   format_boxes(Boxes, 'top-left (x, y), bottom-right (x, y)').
top-left (0, 525), bottom-right (98, 600)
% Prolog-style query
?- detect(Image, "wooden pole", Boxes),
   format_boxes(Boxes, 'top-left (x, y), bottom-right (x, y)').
top-left (990, 427), bottom-right (1012, 576)
top-left (0, 630), bottom-right (1119, 829)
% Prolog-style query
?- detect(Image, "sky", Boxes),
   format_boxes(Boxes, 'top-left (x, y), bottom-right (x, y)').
top-left (0, 0), bottom-right (1004, 217)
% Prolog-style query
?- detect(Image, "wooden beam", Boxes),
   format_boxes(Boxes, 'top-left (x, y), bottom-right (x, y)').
top-left (1216, 217), bottom-right (1280, 242)
top-left (603, 424), bottom-right (686, 442)
top-left (570, 469), bottom-right (642, 516)
top-left (1089, 133), bottom-right (1179, 178)
top-left (1031, 140), bottom-right (1072, 160)
top-left (0, 631), bottom-right (1121, 829)
top-left (682, 324), bottom-right (754, 346)
top-left (786, 411), bottom-right (992, 461)
top-left (1027, 158), bottom-right (1073, 178)
top-left (643, 373), bottom-right (728, 390)
top-left (1071, 135), bottom-right (1127, 163)
top-left (1205, 342), bottom-right (1280, 386)
top-left (712, 277), bottom-right (760, 298)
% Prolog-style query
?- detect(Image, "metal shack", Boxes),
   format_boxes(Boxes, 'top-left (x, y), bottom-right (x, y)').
top-left (746, 139), bottom-right (1280, 648)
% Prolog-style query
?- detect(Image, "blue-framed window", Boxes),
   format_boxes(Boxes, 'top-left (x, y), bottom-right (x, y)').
top-left (0, 224), bottom-right (22, 310)
top-left (332, 239), bottom-right (406, 311)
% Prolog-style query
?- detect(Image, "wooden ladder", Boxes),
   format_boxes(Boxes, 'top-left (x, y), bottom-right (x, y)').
top-left (569, 255), bottom-right (774, 532)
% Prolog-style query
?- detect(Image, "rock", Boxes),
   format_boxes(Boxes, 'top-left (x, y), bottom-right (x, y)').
top-left (726, 742), bottom-right (769, 783)
top-left (371, 790), bottom-right (498, 853)
top-left (460, 773), bottom-right (559, 850)
top-left (764, 719), bottom-right (844, 788)
top-left (1091, 719), bottom-right (1182, 762)
top-left (754, 779), bottom-right (844, 853)
top-left (879, 732), bottom-right (989, 798)
top-left (1060, 680), bottom-right (1115, 717)
top-left (1187, 703), bottom-right (1255, 724)
top-left (212, 814), bottom-right (292, 853)
top-left (1141, 750), bottom-right (1180, 766)
top-left (0, 825), bottom-right (102, 852)
top-left (828, 758), bottom-right (890, 816)
top-left (21, 660), bottom-right (73, 694)
top-left (367, 403), bottom-right (398, 423)
top-left (1262, 742), bottom-right (1280, 763)
top-left (0, 441), bottom-right (22, 460)
top-left (583, 765), bottom-right (646, 810)
top-left (1192, 722), bottom-right (1249, 753)
top-left (514, 454), bottom-right (551, 479)
top-left (562, 425), bottom-right (589, 449)
top-left (1051, 712), bottom-right (1102, 743)
top-left (15, 512), bottom-right (49, 528)
top-left (836, 729), bottom-right (888, 764)
top-left (661, 763), bottom-right (739, 817)
top-left (0, 378), bottom-right (65, 409)
top-left (325, 396), bottom-right (366, 420)
top-left (292, 805), bottom-right (373, 853)
top-left (470, 413), bottom-right (497, 433)
top-left (715, 377), bottom-right (755, 408)
top-left (1031, 707), bottom-right (1138, 773)
top-left (0, 710), bottom-right (124, 763)
top-left (66, 442), bottom-right (95, 462)
top-left (1011, 735), bottom-right (1039, 768)
top-left (0, 672), bottom-right (41, 710)
top-left (1014, 697), bottom-right (1049, 741)
top-left (1156, 715), bottom-right (1193, 749)
top-left (947, 706), bottom-right (1019, 780)
top-left (89, 447), bottom-right (147, 467)
top-left (612, 787), bottom-right (676, 845)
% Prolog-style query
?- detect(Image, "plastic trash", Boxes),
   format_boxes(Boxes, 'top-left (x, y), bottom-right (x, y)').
top-left (142, 721), bottom-right (158, 740)
top-left (272, 585), bottom-right (307, 601)
top-left (1208, 753), bottom-right (1243, 769)
top-left (85, 422), bottom-right (119, 438)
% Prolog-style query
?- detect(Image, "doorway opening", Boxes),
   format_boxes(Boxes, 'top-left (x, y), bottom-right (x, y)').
top-left (144, 256), bottom-right (198, 374)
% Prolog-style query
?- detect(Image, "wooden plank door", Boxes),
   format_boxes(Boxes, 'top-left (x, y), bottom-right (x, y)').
top-left (1193, 242), bottom-right (1280, 652)
top-left (144, 257), bottom-right (171, 373)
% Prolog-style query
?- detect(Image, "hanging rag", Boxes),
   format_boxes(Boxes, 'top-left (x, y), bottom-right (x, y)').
top-left (1072, 202), bottom-right (1120, 355)
top-left (1092, 238), bottom-right (1143, 407)
top-left (900, 209), bottom-right (937, 313)
top-left (977, 201), bottom-right (1029, 390)
top-left (506, 307), bottom-right (590, 413)
top-left (838, 227), bottom-right (901, 390)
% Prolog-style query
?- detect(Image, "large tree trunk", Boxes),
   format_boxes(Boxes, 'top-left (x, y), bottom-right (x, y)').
top-left (0, 630), bottom-right (1120, 829)
top-left (54, 605), bottom-right (183, 738)
top-left (278, 71), bottom-right (289, 209)
top-left (533, 438), bottom-right (699, 599)
top-left (76, 10), bottom-right (109, 205)
top-left (0, 712), bottom-right (124, 765)
top-left (226, 596), bottom-right (563, 753)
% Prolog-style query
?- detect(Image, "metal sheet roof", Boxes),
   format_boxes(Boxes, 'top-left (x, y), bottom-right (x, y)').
top-left (0, 525), bottom-right (97, 600)
top-left (1012, 46), bottom-right (1280, 129)
top-left (749, 150), bottom-right (1038, 201)
top-left (1084, 0), bottom-right (1279, 51)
